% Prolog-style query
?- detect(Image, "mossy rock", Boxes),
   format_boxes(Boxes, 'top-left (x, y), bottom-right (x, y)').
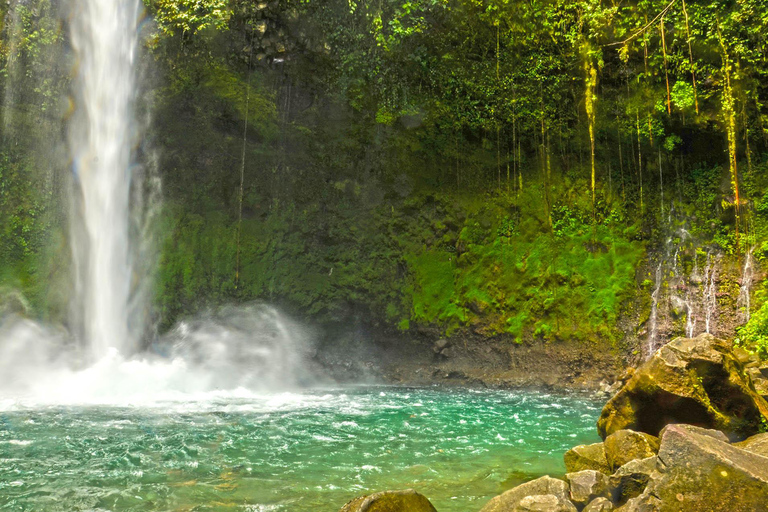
top-left (634, 424), bottom-right (768, 511)
top-left (515, 494), bottom-right (578, 511)
top-left (735, 432), bottom-right (768, 457)
top-left (603, 430), bottom-right (660, 471)
top-left (479, 476), bottom-right (570, 512)
top-left (565, 470), bottom-right (611, 505)
top-left (564, 442), bottom-right (611, 475)
top-left (597, 334), bottom-right (768, 441)
top-left (339, 489), bottom-right (437, 512)
top-left (608, 456), bottom-right (656, 505)
top-left (584, 497), bottom-right (614, 512)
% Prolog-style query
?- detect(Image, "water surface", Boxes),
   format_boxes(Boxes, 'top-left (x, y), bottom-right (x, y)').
top-left (0, 387), bottom-right (601, 511)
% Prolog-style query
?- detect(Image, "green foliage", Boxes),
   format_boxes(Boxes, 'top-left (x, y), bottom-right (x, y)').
top-left (4, 0), bottom-right (768, 347)
top-left (736, 303), bottom-right (768, 359)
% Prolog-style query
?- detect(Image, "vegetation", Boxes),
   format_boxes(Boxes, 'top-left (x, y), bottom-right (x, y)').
top-left (3, 0), bottom-right (768, 347)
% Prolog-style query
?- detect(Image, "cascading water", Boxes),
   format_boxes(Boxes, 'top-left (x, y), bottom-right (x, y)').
top-left (643, 209), bottom-right (727, 359)
top-left (702, 251), bottom-right (719, 335)
top-left (738, 248), bottom-right (755, 323)
top-left (646, 259), bottom-right (664, 359)
top-left (69, 0), bottom-right (141, 358)
top-left (0, 0), bottom-right (318, 403)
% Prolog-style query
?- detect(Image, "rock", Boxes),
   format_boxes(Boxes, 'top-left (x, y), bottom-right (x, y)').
top-left (732, 345), bottom-right (756, 365)
top-left (603, 430), bottom-right (660, 471)
top-left (565, 470), bottom-right (611, 505)
top-left (658, 423), bottom-right (729, 443)
top-left (339, 489), bottom-right (437, 512)
top-left (479, 476), bottom-right (569, 512)
top-left (564, 443), bottom-right (610, 474)
top-left (608, 456), bottom-right (656, 505)
top-left (735, 432), bottom-right (768, 457)
top-left (432, 339), bottom-right (449, 353)
top-left (747, 367), bottom-right (768, 397)
top-left (440, 347), bottom-right (455, 359)
top-left (514, 494), bottom-right (578, 512)
top-left (637, 423), bottom-right (768, 511)
top-left (584, 497), bottom-right (614, 511)
top-left (616, 493), bottom-right (662, 512)
top-left (597, 334), bottom-right (768, 441)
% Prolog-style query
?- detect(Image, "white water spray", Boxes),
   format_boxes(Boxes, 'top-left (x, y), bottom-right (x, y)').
top-left (0, 0), bottom-right (321, 406)
top-left (702, 251), bottom-right (719, 334)
top-left (69, 0), bottom-right (141, 358)
top-left (738, 248), bottom-right (755, 323)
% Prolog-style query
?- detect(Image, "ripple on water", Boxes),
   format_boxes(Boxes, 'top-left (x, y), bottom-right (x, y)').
top-left (0, 387), bottom-right (601, 512)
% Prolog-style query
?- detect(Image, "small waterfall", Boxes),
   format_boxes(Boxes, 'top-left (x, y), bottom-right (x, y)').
top-left (646, 259), bottom-right (664, 358)
top-left (644, 212), bottom-right (726, 358)
top-left (737, 248), bottom-right (755, 323)
top-left (702, 251), bottom-right (719, 334)
top-left (68, 0), bottom-right (142, 358)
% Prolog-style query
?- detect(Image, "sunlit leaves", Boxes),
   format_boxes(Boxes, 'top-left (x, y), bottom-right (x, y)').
top-left (148, 0), bottom-right (230, 36)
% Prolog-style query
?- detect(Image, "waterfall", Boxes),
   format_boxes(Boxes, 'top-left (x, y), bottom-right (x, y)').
top-left (646, 259), bottom-right (664, 359)
top-left (643, 216), bottom-right (727, 359)
top-left (702, 251), bottom-right (719, 334)
top-left (738, 248), bottom-right (755, 323)
top-left (68, 0), bottom-right (142, 358)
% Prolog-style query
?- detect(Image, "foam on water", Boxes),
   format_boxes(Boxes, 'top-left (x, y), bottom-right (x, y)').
top-left (0, 386), bottom-right (601, 511)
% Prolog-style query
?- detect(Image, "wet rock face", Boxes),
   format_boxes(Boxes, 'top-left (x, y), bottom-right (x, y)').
top-left (597, 334), bottom-right (768, 440)
top-left (478, 476), bottom-right (570, 512)
top-left (564, 442), bottom-right (611, 474)
top-left (339, 489), bottom-right (437, 512)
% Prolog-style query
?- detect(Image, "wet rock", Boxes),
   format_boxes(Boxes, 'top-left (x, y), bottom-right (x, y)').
top-left (440, 347), bottom-right (455, 359)
top-left (597, 334), bottom-right (768, 441)
top-left (479, 476), bottom-right (569, 512)
top-left (564, 442), bottom-right (610, 474)
top-left (638, 423), bottom-right (768, 511)
top-left (565, 470), bottom-right (611, 505)
top-left (608, 456), bottom-right (656, 505)
top-left (735, 432), bottom-right (768, 457)
top-left (584, 497), bottom-right (614, 512)
top-left (604, 430), bottom-right (659, 471)
top-left (514, 494), bottom-right (578, 512)
top-left (339, 489), bottom-right (437, 512)
top-left (432, 339), bottom-right (449, 353)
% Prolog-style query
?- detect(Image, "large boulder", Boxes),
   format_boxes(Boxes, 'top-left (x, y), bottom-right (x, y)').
top-left (339, 490), bottom-right (437, 512)
top-left (597, 334), bottom-right (768, 441)
top-left (514, 494), bottom-right (578, 512)
top-left (603, 430), bottom-right (659, 471)
top-left (735, 432), bottom-right (768, 457)
top-left (566, 470), bottom-right (611, 505)
top-left (479, 476), bottom-right (570, 512)
top-left (633, 424), bottom-right (768, 511)
top-left (564, 442), bottom-right (610, 474)
top-left (608, 456), bottom-right (657, 505)
top-left (657, 423), bottom-right (729, 443)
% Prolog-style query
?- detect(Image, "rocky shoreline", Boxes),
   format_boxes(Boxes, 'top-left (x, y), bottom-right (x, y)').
top-left (315, 331), bottom-right (625, 393)
top-left (337, 334), bottom-right (768, 511)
